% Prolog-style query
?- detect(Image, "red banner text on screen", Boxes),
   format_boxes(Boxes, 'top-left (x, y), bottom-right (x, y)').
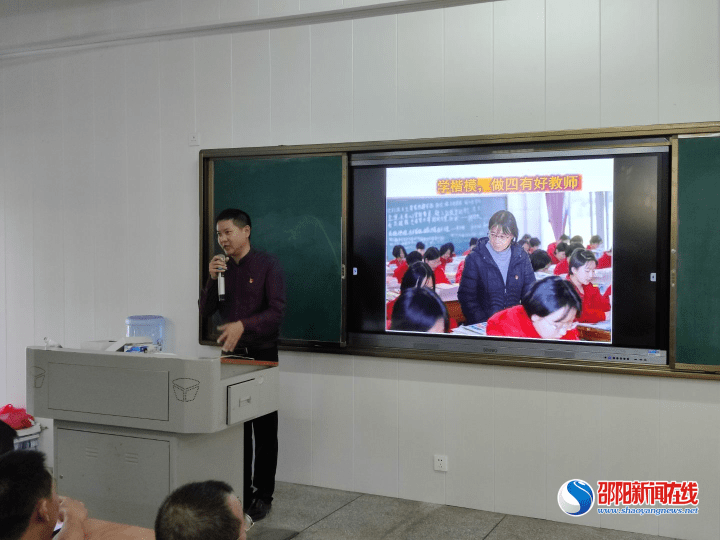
top-left (435, 175), bottom-right (583, 195)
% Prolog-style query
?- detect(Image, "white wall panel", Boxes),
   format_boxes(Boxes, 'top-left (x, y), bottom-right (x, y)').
top-left (32, 57), bottom-right (66, 348)
top-left (352, 15), bottom-right (397, 141)
top-left (277, 351), bottom-right (313, 485)
top-left (310, 20), bottom-right (353, 144)
top-left (16, 2), bottom-right (49, 44)
top-left (195, 34), bottom-right (233, 148)
top-left (443, 2), bottom-right (494, 136)
top-left (546, 371), bottom-right (602, 527)
top-left (658, 379), bottom-right (720, 540)
top-left (159, 37), bottom-right (198, 355)
top-left (92, 47), bottom-right (128, 342)
top-left (183, 0), bottom-right (220, 25)
top-left (61, 51), bottom-right (96, 349)
top-left (397, 9), bottom-right (444, 139)
top-left (3, 61), bottom-right (34, 404)
top-left (445, 363), bottom-right (494, 511)
top-left (260, 0), bottom-right (298, 18)
top-left (545, 0), bottom-right (600, 130)
top-left (76, 1), bottom-right (113, 39)
top-left (146, 0), bottom-right (182, 29)
top-left (494, 367), bottom-right (546, 518)
top-left (301, 0), bottom-right (342, 12)
top-left (111, 2), bottom-right (147, 34)
top-left (45, 2), bottom-right (79, 44)
top-left (398, 359), bottom-right (445, 504)
top-left (270, 26), bottom-right (312, 145)
top-left (493, 0), bottom-right (545, 134)
top-left (232, 30), bottom-right (271, 147)
top-left (218, 0), bottom-right (259, 23)
top-left (125, 42), bottom-right (163, 316)
top-left (0, 0), bottom-right (19, 49)
top-left (353, 356), bottom-right (399, 497)
top-left (600, 0), bottom-right (658, 128)
top-left (311, 354), bottom-right (354, 490)
top-left (658, 0), bottom-right (720, 124)
top-left (599, 374), bottom-right (660, 535)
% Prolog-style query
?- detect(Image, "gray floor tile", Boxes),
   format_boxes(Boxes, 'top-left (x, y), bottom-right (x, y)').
top-left (485, 515), bottom-right (678, 540)
top-left (251, 481), bottom-right (362, 534)
top-left (384, 504), bottom-right (505, 540)
top-left (294, 494), bottom-right (440, 540)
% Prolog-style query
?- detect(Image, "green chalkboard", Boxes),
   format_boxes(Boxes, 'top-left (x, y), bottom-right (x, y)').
top-left (675, 136), bottom-right (720, 369)
top-left (200, 154), bottom-right (346, 345)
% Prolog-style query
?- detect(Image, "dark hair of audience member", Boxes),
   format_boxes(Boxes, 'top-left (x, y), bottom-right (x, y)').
top-left (522, 276), bottom-right (582, 319)
top-left (569, 235), bottom-right (584, 245)
top-left (518, 239), bottom-right (529, 249)
top-left (589, 235), bottom-right (602, 245)
top-left (400, 262), bottom-right (435, 291)
top-left (423, 246), bottom-right (441, 262)
top-left (0, 450), bottom-right (53, 540)
top-left (555, 241), bottom-right (568, 255)
top-left (0, 420), bottom-right (17, 455)
top-left (405, 250), bottom-right (423, 266)
top-left (489, 211), bottom-right (520, 241)
top-left (415, 241), bottom-right (425, 250)
top-left (469, 237), bottom-right (478, 247)
top-left (390, 287), bottom-right (450, 333)
top-left (529, 237), bottom-right (541, 248)
top-left (391, 245), bottom-right (406, 259)
top-left (567, 248), bottom-right (598, 276)
top-left (530, 249), bottom-right (552, 272)
top-left (155, 480), bottom-right (241, 540)
top-left (559, 234), bottom-right (570, 242)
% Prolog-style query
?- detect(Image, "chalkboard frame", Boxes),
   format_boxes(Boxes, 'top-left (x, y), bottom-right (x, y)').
top-left (199, 149), bottom-right (348, 348)
top-left (198, 121), bottom-right (720, 379)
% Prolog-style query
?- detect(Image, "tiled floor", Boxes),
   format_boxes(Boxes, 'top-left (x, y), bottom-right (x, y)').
top-left (250, 482), bottom-right (678, 540)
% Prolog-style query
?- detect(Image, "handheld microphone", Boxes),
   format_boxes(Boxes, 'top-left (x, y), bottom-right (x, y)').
top-left (218, 256), bottom-right (227, 302)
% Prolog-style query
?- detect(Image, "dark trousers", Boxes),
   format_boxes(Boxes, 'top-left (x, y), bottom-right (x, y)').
top-left (239, 344), bottom-right (279, 506)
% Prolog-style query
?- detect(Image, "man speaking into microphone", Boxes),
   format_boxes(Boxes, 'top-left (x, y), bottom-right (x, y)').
top-left (199, 208), bottom-right (286, 522)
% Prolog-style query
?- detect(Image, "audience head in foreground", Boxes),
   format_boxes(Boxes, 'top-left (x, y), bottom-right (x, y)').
top-left (155, 480), bottom-right (251, 540)
top-left (0, 449), bottom-right (86, 540)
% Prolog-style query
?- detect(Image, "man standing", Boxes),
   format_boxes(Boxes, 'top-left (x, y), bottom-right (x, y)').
top-left (0, 450), bottom-right (87, 540)
top-left (199, 208), bottom-right (286, 522)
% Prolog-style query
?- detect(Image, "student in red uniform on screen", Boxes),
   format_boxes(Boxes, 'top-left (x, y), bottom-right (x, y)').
top-left (393, 250), bottom-right (422, 283)
top-left (388, 245), bottom-right (406, 267)
top-left (439, 242), bottom-right (455, 264)
top-left (486, 276), bottom-right (582, 340)
top-left (387, 262), bottom-right (435, 322)
top-left (597, 247), bottom-right (612, 269)
top-left (566, 248), bottom-right (611, 323)
top-left (554, 242), bottom-right (583, 275)
top-left (547, 234), bottom-right (569, 264)
top-left (390, 287), bottom-right (450, 334)
top-left (424, 247), bottom-right (451, 285)
top-left (463, 238), bottom-right (478, 255)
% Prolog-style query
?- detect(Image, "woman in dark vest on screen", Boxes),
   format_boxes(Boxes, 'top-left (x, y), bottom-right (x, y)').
top-left (457, 210), bottom-right (536, 324)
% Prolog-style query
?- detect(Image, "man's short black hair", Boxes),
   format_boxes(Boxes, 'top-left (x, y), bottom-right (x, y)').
top-left (216, 208), bottom-right (251, 230)
top-left (155, 481), bottom-right (240, 540)
top-left (0, 450), bottom-right (53, 540)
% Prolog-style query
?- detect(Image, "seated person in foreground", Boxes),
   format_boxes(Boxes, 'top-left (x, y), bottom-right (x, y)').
top-left (0, 420), bottom-right (17, 455)
top-left (390, 287), bottom-right (450, 333)
top-left (486, 276), bottom-right (582, 340)
top-left (0, 450), bottom-right (87, 540)
top-left (155, 481), bottom-right (251, 540)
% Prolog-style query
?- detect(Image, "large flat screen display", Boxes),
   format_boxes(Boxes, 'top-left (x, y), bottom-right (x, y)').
top-left (349, 141), bottom-right (669, 365)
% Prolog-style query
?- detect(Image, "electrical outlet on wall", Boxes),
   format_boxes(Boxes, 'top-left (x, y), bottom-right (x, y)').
top-left (434, 454), bottom-right (448, 472)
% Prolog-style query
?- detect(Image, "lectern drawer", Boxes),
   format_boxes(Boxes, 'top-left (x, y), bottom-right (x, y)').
top-left (227, 380), bottom-right (258, 425)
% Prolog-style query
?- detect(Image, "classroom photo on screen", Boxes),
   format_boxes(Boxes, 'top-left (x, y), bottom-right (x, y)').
top-left (385, 158), bottom-right (614, 344)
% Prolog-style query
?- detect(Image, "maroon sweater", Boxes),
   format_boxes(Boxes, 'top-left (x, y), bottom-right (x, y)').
top-left (199, 248), bottom-right (286, 346)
